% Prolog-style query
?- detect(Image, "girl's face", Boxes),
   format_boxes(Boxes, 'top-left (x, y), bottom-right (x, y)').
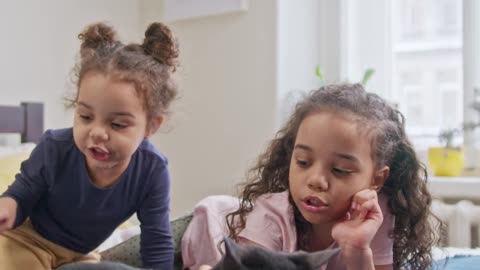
top-left (289, 111), bottom-right (387, 226)
top-left (73, 72), bottom-right (153, 182)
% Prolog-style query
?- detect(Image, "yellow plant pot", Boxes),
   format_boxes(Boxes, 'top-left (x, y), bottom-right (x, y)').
top-left (428, 147), bottom-right (464, 177)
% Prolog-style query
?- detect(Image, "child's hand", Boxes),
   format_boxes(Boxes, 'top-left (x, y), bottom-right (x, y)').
top-left (0, 197), bottom-right (18, 233)
top-left (331, 188), bottom-right (383, 251)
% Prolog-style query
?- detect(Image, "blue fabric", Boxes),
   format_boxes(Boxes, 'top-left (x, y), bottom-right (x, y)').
top-left (432, 255), bottom-right (480, 270)
top-left (1, 128), bottom-right (173, 270)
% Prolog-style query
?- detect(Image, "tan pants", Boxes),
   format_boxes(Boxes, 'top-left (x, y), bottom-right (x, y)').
top-left (0, 220), bottom-right (100, 270)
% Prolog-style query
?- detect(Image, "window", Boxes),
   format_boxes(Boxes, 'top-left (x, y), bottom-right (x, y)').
top-left (392, 0), bottom-right (463, 138)
top-left (280, 0), bottom-right (473, 149)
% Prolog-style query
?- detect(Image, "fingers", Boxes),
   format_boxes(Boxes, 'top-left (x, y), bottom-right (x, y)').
top-left (199, 265), bottom-right (213, 270)
top-left (352, 189), bottom-right (378, 209)
top-left (0, 215), bottom-right (14, 232)
top-left (357, 200), bottom-right (376, 220)
top-left (350, 189), bottom-right (382, 221)
top-left (0, 197), bottom-right (17, 233)
top-left (0, 218), bottom-right (11, 233)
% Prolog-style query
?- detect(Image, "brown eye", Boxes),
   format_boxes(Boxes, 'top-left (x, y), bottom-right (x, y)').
top-left (296, 159), bottom-right (311, 168)
top-left (332, 168), bottom-right (352, 176)
top-left (111, 122), bottom-right (128, 129)
top-left (79, 114), bottom-right (92, 121)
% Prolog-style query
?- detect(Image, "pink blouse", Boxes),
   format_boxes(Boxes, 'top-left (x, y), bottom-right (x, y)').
top-left (181, 191), bottom-right (394, 270)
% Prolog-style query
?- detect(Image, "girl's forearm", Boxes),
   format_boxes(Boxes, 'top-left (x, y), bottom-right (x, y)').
top-left (342, 246), bottom-right (375, 270)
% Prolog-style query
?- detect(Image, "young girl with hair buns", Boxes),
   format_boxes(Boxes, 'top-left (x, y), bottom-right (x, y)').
top-left (0, 22), bottom-right (179, 270)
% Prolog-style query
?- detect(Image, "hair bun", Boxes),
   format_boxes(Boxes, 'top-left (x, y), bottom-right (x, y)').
top-left (78, 22), bottom-right (118, 51)
top-left (143, 22), bottom-right (179, 72)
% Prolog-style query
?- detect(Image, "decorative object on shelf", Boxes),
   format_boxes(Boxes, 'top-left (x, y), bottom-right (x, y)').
top-left (163, 0), bottom-right (249, 22)
top-left (428, 146), bottom-right (464, 177)
top-left (429, 101), bottom-right (480, 177)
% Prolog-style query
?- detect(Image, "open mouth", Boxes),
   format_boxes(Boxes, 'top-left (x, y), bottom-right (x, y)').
top-left (302, 196), bottom-right (328, 213)
top-left (89, 147), bottom-right (110, 161)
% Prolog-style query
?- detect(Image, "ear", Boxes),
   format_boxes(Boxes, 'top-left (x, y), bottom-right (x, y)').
top-left (372, 166), bottom-right (389, 190)
top-left (146, 115), bottom-right (164, 138)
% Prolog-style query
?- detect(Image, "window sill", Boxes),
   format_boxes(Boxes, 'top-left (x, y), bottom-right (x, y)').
top-left (429, 176), bottom-right (480, 200)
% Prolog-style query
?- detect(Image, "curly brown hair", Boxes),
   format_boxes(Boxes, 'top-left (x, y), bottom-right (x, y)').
top-left (66, 22), bottom-right (179, 129)
top-left (226, 84), bottom-right (444, 270)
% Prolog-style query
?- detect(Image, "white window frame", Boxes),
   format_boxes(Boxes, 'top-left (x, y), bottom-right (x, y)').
top-left (337, 0), bottom-right (480, 153)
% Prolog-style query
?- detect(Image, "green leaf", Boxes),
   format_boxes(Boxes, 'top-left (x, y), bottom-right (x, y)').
top-left (315, 65), bottom-right (324, 82)
top-left (361, 68), bottom-right (375, 85)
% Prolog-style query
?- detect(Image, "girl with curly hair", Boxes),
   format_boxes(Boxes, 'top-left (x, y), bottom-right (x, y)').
top-left (182, 83), bottom-right (443, 270)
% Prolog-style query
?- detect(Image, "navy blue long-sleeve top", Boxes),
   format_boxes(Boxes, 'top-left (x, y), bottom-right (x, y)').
top-left (1, 128), bottom-right (173, 269)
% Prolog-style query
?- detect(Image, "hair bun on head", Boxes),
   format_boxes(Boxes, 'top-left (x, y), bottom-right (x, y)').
top-left (78, 22), bottom-right (118, 51)
top-left (142, 22), bottom-right (179, 72)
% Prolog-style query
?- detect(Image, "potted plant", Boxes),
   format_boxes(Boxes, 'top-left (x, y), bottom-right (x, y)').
top-left (428, 111), bottom-right (480, 177)
top-left (428, 127), bottom-right (464, 177)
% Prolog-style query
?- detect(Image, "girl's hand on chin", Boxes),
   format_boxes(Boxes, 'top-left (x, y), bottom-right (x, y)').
top-left (331, 188), bottom-right (383, 251)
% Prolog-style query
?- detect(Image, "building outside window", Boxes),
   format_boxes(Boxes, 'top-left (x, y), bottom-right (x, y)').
top-left (392, 0), bottom-right (463, 138)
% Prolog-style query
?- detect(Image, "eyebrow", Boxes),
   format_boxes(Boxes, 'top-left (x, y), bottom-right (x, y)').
top-left (333, 152), bottom-right (360, 163)
top-left (77, 101), bottom-right (136, 119)
top-left (77, 101), bottom-right (92, 109)
top-left (294, 144), bottom-right (313, 152)
top-left (294, 144), bottom-right (360, 163)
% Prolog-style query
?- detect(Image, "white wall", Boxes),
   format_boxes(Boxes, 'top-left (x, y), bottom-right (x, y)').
top-left (0, 0), bottom-right (279, 218)
top-left (141, 0), bottom-right (278, 217)
top-left (0, 0), bottom-right (335, 218)
top-left (0, 1), bottom-right (141, 130)
top-left (277, 0), bottom-right (352, 128)
top-left (346, 0), bottom-right (392, 97)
